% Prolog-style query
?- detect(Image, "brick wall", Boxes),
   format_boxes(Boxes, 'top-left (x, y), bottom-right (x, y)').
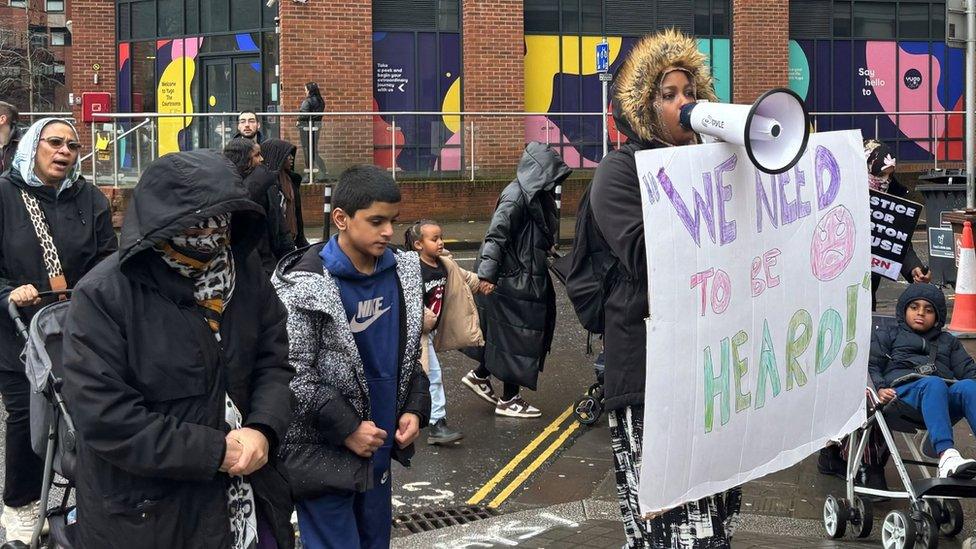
top-left (100, 178), bottom-right (590, 230)
top-left (461, 0), bottom-right (525, 177)
top-left (279, 0), bottom-right (373, 176)
top-left (67, 0), bottom-right (115, 151)
top-left (731, 0), bottom-right (789, 103)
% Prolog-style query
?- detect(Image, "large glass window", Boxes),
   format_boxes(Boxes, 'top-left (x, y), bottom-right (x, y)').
top-left (200, 0), bottom-right (229, 33)
top-left (157, 0), bottom-right (183, 37)
top-left (46, 0), bottom-right (64, 12)
top-left (525, 0), bottom-right (559, 33)
top-left (230, 0), bottom-right (259, 30)
top-left (898, 3), bottom-right (928, 39)
top-left (833, 1), bottom-right (852, 36)
top-left (853, 1), bottom-right (895, 38)
top-left (130, 1), bottom-right (156, 40)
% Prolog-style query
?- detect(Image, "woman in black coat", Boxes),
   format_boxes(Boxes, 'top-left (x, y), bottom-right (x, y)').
top-left (61, 149), bottom-right (295, 549)
top-left (461, 142), bottom-right (568, 419)
top-left (588, 29), bottom-right (740, 548)
top-left (297, 82), bottom-right (327, 183)
top-left (0, 118), bottom-right (117, 542)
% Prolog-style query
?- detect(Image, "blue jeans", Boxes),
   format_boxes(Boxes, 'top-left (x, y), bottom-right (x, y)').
top-left (295, 464), bottom-right (393, 549)
top-left (428, 341), bottom-right (446, 423)
top-left (895, 377), bottom-right (976, 455)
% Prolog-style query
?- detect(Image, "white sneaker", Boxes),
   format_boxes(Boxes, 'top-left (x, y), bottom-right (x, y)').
top-left (938, 449), bottom-right (976, 479)
top-left (495, 395), bottom-right (542, 418)
top-left (1, 500), bottom-right (47, 543)
top-left (462, 370), bottom-right (499, 406)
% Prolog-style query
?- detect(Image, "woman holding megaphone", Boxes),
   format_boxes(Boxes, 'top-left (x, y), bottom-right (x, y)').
top-left (587, 29), bottom-right (741, 548)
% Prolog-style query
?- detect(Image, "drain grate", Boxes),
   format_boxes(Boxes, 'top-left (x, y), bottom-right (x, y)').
top-left (393, 505), bottom-right (500, 533)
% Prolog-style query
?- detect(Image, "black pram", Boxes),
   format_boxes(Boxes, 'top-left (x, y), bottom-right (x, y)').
top-left (2, 293), bottom-right (77, 549)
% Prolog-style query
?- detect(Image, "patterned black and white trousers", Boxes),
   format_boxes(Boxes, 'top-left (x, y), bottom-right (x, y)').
top-left (609, 406), bottom-right (742, 549)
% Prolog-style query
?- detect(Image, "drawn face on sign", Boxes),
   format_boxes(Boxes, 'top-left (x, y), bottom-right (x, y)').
top-left (810, 205), bottom-right (857, 281)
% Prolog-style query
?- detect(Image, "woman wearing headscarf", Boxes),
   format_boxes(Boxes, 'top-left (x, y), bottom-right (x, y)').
top-left (0, 118), bottom-right (117, 543)
top-left (588, 29), bottom-right (740, 547)
top-left (61, 149), bottom-right (295, 548)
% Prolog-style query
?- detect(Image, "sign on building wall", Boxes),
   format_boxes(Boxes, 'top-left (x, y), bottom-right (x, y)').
top-left (635, 131), bottom-right (871, 514)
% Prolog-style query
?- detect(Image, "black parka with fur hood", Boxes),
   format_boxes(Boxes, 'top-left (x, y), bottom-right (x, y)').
top-left (590, 29), bottom-right (717, 411)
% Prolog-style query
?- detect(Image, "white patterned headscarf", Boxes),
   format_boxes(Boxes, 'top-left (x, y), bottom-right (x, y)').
top-left (11, 117), bottom-right (82, 195)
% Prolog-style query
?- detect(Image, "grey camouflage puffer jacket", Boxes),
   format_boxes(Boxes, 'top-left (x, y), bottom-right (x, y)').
top-left (273, 243), bottom-right (430, 499)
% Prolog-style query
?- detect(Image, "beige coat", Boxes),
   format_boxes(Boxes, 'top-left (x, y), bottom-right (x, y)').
top-left (420, 255), bottom-right (484, 372)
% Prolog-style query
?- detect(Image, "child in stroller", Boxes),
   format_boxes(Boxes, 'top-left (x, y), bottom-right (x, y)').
top-left (823, 283), bottom-right (976, 548)
top-left (1, 292), bottom-right (77, 549)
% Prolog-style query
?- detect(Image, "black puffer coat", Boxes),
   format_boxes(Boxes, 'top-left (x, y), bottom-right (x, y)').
top-left (62, 150), bottom-right (296, 549)
top-left (869, 283), bottom-right (976, 389)
top-left (0, 168), bottom-right (117, 371)
top-left (473, 142), bottom-right (568, 390)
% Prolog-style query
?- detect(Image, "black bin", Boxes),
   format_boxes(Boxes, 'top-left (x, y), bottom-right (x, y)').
top-left (916, 169), bottom-right (968, 285)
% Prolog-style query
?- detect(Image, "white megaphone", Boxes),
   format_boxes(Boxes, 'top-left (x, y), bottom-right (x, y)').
top-left (679, 88), bottom-right (809, 174)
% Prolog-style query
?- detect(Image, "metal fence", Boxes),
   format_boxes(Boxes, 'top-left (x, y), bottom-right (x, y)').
top-left (23, 109), bottom-right (968, 186)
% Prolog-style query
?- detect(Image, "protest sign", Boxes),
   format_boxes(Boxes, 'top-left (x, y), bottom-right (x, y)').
top-left (870, 190), bottom-right (922, 280)
top-left (635, 130), bottom-right (871, 515)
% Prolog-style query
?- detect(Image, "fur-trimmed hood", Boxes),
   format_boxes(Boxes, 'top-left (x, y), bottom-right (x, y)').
top-left (613, 28), bottom-right (716, 144)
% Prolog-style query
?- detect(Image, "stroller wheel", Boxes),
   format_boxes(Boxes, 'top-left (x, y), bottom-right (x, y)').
top-left (939, 499), bottom-right (964, 538)
top-left (850, 496), bottom-right (873, 538)
top-left (574, 395), bottom-right (603, 426)
top-left (881, 510), bottom-right (916, 549)
top-left (823, 495), bottom-right (849, 538)
top-left (913, 511), bottom-right (938, 549)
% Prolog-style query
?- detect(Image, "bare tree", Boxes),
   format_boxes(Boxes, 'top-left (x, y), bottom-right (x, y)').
top-left (0, 0), bottom-right (64, 112)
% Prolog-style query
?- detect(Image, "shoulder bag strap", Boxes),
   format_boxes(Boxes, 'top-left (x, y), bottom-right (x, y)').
top-left (19, 189), bottom-right (68, 296)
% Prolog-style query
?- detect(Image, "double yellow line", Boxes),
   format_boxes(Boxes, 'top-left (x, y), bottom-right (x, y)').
top-left (467, 404), bottom-right (582, 509)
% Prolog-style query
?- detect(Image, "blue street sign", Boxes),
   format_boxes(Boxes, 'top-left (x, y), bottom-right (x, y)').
top-left (596, 41), bottom-right (609, 73)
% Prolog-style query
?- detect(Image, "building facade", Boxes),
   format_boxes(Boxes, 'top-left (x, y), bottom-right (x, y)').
top-left (1, 0), bottom-right (70, 112)
top-left (64, 0), bottom-right (965, 177)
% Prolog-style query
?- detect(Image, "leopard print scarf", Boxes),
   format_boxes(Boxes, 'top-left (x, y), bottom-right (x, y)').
top-left (157, 214), bottom-right (235, 332)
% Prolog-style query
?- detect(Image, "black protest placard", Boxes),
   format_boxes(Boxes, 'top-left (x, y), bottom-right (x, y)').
top-left (870, 190), bottom-right (922, 281)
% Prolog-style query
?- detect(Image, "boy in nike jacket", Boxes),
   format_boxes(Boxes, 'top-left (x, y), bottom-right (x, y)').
top-left (274, 165), bottom-right (430, 549)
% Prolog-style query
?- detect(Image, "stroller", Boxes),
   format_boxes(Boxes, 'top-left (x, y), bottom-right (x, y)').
top-left (822, 315), bottom-right (976, 549)
top-left (2, 292), bottom-right (77, 549)
top-left (573, 351), bottom-right (605, 426)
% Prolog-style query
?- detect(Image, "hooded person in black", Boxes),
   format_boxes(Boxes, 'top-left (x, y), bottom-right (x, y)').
top-left (61, 149), bottom-right (295, 548)
top-left (460, 142), bottom-right (568, 419)
top-left (870, 283), bottom-right (976, 479)
top-left (0, 117), bottom-right (117, 542)
top-left (588, 29), bottom-right (740, 548)
top-left (261, 139), bottom-right (309, 250)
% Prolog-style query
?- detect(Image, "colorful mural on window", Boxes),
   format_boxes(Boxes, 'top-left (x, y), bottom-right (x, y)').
top-left (117, 33), bottom-right (265, 162)
top-left (788, 40), bottom-right (965, 162)
top-left (524, 35), bottom-right (731, 168)
top-left (372, 32), bottom-right (462, 174)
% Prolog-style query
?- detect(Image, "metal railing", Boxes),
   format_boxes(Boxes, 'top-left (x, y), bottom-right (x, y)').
top-left (32, 109), bottom-right (970, 186)
top-left (809, 110), bottom-right (968, 170)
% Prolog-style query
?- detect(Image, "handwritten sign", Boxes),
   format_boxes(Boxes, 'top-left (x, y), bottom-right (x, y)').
top-left (870, 190), bottom-right (922, 280)
top-left (635, 130), bottom-right (870, 514)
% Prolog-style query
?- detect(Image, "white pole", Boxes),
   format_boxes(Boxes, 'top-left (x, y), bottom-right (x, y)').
top-left (602, 79), bottom-right (609, 159)
top-left (966, 0), bottom-right (975, 209)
